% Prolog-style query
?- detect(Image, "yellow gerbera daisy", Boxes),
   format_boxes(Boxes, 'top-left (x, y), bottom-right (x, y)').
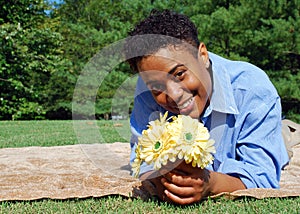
top-left (131, 144), bottom-right (142, 178)
top-left (172, 115), bottom-right (215, 168)
top-left (136, 112), bottom-right (177, 170)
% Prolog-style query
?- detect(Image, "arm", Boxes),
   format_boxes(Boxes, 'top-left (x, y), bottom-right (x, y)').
top-left (216, 95), bottom-right (289, 189)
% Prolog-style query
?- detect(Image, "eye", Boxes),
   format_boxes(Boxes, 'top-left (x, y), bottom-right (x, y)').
top-left (174, 69), bottom-right (186, 80)
top-left (176, 70), bottom-right (184, 77)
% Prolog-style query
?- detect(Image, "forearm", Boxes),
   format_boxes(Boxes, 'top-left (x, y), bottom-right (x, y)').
top-left (208, 170), bottom-right (246, 195)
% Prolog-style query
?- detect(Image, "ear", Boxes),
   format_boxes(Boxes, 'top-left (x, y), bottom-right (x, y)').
top-left (197, 42), bottom-right (209, 67)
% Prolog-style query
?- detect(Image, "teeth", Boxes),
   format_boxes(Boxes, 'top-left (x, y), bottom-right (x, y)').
top-left (179, 98), bottom-right (193, 109)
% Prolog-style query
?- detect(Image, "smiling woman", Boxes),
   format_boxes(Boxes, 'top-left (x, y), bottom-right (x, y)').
top-left (124, 9), bottom-right (289, 205)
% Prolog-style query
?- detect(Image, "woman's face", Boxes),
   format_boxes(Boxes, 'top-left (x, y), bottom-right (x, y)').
top-left (137, 43), bottom-right (212, 119)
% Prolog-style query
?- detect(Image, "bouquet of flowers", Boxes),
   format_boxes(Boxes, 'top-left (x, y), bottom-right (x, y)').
top-left (132, 112), bottom-right (216, 178)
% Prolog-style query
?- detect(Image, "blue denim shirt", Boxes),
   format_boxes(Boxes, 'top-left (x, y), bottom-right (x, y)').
top-left (130, 52), bottom-right (289, 189)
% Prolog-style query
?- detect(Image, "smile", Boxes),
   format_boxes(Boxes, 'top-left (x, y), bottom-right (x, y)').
top-left (178, 97), bottom-right (194, 110)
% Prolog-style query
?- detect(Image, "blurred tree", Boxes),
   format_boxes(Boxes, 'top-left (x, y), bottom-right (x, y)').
top-left (0, 0), bottom-right (298, 121)
top-left (0, 0), bottom-right (73, 119)
top-left (190, 0), bottom-right (299, 121)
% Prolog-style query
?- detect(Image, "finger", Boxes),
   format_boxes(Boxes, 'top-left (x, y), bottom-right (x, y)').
top-left (161, 177), bottom-right (194, 197)
top-left (175, 163), bottom-right (211, 181)
top-left (164, 189), bottom-right (198, 205)
top-left (163, 172), bottom-right (198, 187)
top-left (161, 191), bottom-right (174, 203)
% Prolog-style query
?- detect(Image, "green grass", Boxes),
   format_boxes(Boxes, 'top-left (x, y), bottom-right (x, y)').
top-left (0, 120), bottom-right (130, 148)
top-left (1, 196), bottom-right (299, 214)
top-left (0, 120), bottom-right (299, 213)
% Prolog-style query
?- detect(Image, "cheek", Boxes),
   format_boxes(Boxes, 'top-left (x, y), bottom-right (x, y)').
top-left (152, 93), bottom-right (178, 110)
top-left (152, 93), bottom-right (166, 105)
top-left (183, 76), bottom-right (204, 93)
top-left (186, 72), bottom-right (211, 96)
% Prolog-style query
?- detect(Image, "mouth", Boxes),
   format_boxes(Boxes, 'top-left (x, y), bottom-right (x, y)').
top-left (177, 97), bottom-right (195, 114)
top-left (178, 97), bottom-right (193, 109)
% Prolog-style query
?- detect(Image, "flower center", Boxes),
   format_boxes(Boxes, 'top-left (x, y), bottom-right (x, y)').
top-left (184, 132), bottom-right (193, 142)
top-left (153, 141), bottom-right (162, 151)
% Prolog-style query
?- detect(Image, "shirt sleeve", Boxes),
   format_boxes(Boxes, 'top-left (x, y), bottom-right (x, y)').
top-left (129, 77), bottom-right (162, 176)
top-left (216, 95), bottom-right (289, 188)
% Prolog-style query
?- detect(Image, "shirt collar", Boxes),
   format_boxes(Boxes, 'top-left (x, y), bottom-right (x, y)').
top-left (202, 52), bottom-right (239, 118)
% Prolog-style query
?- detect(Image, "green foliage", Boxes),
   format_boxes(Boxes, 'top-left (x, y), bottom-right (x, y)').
top-left (0, 22), bottom-right (73, 119)
top-left (0, 0), bottom-right (74, 120)
top-left (0, 0), bottom-right (299, 120)
top-left (0, 0), bottom-right (47, 27)
top-left (96, 71), bottom-right (130, 117)
top-left (266, 69), bottom-right (300, 122)
top-left (189, 0), bottom-right (300, 122)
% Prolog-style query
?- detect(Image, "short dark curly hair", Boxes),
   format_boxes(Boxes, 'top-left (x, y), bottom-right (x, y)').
top-left (123, 9), bottom-right (200, 72)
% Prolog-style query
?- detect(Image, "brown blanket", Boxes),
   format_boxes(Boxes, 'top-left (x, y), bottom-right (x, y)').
top-left (0, 142), bottom-right (299, 201)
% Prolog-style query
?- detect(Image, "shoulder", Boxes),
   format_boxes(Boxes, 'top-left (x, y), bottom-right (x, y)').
top-left (210, 53), bottom-right (279, 105)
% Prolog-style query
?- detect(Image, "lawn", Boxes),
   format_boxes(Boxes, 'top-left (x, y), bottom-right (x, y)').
top-left (0, 120), bottom-right (299, 213)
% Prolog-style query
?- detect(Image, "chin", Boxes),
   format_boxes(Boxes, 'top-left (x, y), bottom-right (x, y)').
top-left (187, 110), bottom-right (201, 119)
top-left (189, 114), bottom-right (200, 119)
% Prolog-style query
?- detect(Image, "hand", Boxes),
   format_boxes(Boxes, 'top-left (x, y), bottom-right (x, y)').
top-left (139, 170), bottom-right (169, 202)
top-left (159, 160), bottom-right (211, 205)
top-left (140, 160), bottom-right (246, 205)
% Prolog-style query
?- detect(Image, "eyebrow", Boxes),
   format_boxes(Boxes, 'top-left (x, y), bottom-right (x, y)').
top-left (145, 63), bottom-right (185, 86)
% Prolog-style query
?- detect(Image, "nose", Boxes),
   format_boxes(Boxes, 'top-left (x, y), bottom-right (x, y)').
top-left (165, 80), bottom-right (183, 105)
